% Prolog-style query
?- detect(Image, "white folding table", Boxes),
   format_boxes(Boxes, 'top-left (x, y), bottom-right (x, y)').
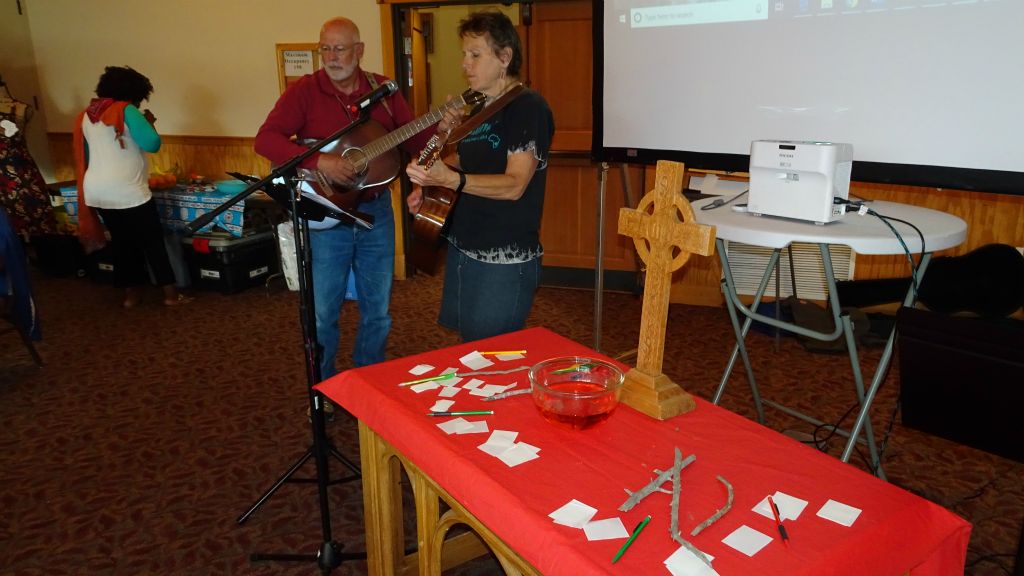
top-left (694, 198), bottom-right (967, 478)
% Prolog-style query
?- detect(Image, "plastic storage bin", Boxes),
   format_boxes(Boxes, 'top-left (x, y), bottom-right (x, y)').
top-left (182, 231), bottom-right (278, 294)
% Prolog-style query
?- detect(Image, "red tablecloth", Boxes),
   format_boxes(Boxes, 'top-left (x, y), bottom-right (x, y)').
top-left (316, 327), bottom-right (970, 576)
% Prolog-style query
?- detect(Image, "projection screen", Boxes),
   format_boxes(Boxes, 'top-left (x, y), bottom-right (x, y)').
top-left (592, 0), bottom-right (1024, 194)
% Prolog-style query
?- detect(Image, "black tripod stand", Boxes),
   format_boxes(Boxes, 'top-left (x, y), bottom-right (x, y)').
top-left (186, 116), bottom-right (377, 574)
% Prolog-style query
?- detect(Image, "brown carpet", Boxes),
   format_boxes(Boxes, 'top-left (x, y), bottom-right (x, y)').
top-left (1, 268), bottom-right (1021, 575)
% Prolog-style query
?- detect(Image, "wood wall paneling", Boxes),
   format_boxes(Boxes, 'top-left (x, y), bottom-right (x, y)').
top-left (849, 181), bottom-right (1024, 281)
top-left (541, 157), bottom-right (637, 272)
top-left (531, 1), bottom-right (592, 151)
top-left (47, 133), bottom-right (270, 184)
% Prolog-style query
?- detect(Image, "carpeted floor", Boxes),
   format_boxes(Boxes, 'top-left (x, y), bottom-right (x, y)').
top-left (1, 266), bottom-right (1021, 575)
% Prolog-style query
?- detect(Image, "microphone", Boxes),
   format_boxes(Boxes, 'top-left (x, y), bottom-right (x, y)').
top-left (349, 80), bottom-right (398, 115)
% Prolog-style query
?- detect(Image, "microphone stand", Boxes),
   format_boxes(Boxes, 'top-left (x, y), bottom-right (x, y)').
top-left (185, 113), bottom-right (376, 574)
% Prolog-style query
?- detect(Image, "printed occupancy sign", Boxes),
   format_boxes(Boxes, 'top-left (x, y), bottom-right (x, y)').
top-left (283, 50), bottom-right (314, 76)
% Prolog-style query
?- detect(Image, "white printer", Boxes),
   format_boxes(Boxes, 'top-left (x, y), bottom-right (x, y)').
top-left (747, 140), bottom-right (854, 224)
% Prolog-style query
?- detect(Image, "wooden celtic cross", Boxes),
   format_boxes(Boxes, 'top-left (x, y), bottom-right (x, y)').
top-left (617, 160), bottom-right (716, 419)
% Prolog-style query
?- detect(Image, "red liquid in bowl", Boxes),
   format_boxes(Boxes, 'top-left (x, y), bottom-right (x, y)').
top-left (536, 381), bottom-right (619, 430)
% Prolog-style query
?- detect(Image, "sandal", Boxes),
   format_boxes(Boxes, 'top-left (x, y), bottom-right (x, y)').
top-left (164, 294), bottom-right (195, 306)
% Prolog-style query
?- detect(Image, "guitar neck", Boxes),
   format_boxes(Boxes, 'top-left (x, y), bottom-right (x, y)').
top-left (361, 97), bottom-right (468, 163)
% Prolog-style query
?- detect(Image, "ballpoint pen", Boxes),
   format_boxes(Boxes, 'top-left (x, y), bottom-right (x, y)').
top-left (612, 515), bottom-right (651, 563)
top-left (427, 410), bottom-right (494, 417)
top-left (768, 496), bottom-right (789, 547)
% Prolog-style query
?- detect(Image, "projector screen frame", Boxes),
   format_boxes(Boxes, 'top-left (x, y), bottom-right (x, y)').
top-left (590, 0), bottom-right (1023, 196)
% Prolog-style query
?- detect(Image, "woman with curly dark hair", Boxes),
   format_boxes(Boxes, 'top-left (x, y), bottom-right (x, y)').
top-left (73, 65), bottom-right (189, 307)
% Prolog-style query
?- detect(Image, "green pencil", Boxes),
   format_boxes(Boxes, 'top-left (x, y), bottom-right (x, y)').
top-left (612, 515), bottom-right (651, 563)
top-left (399, 373), bottom-right (456, 386)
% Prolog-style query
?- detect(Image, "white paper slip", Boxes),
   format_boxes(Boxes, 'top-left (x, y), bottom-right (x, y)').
top-left (440, 376), bottom-right (464, 388)
top-left (485, 430), bottom-right (519, 447)
top-left (409, 364), bottom-right (434, 376)
top-left (817, 499), bottom-right (862, 527)
top-left (410, 381), bottom-right (441, 393)
top-left (456, 420), bottom-right (489, 434)
top-left (496, 352), bottom-right (525, 360)
top-left (469, 384), bottom-right (510, 398)
top-left (583, 517), bottom-right (629, 541)
top-left (478, 430), bottom-right (518, 456)
top-left (549, 499), bottom-right (598, 528)
top-left (437, 386), bottom-right (461, 398)
top-left (478, 442), bottom-right (511, 458)
top-left (429, 399), bottom-right (455, 413)
top-left (460, 351), bottom-right (494, 370)
top-left (441, 367), bottom-right (459, 375)
top-left (437, 417), bottom-right (472, 435)
top-left (665, 547), bottom-right (718, 576)
top-left (515, 441), bottom-right (540, 455)
top-left (497, 443), bottom-right (540, 467)
top-left (722, 525), bottom-right (772, 557)
top-left (753, 491), bottom-right (808, 521)
top-left (461, 378), bottom-right (485, 390)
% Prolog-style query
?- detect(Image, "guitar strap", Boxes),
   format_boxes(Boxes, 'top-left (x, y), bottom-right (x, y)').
top-left (364, 71), bottom-right (394, 120)
top-left (445, 82), bottom-right (525, 145)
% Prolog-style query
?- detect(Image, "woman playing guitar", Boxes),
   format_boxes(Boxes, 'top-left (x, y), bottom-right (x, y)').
top-left (405, 11), bottom-right (555, 343)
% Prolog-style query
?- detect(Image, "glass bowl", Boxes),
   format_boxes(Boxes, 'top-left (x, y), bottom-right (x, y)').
top-left (529, 356), bottom-right (625, 430)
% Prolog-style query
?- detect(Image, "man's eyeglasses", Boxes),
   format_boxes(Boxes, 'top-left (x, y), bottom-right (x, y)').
top-left (318, 43), bottom-right (361, 56)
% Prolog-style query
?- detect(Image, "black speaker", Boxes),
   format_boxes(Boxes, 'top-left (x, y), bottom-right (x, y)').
top-left (898, 306), bottom-right (1024, 463)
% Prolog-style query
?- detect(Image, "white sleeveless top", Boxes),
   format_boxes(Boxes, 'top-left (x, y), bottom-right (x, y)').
top-left (81, 117), bottom-right (152, 209)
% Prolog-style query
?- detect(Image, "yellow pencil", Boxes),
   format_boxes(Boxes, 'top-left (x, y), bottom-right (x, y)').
top-left (479, 350), bottom-right (526, 355)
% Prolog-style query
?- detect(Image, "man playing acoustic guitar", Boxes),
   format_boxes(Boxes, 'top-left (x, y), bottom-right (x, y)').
top-left (256, 17), bottom-right (435, 383)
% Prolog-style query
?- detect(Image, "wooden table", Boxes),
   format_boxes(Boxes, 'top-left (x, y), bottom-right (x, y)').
top-left (316, 327), bottom-right (970, 575)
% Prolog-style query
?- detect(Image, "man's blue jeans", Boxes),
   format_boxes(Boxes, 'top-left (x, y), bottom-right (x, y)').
top-left (309, 193), bottom-right (394, 380)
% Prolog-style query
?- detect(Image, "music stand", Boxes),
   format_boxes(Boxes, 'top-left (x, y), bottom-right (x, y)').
top-left (185, 116), bottom-right (375, 574)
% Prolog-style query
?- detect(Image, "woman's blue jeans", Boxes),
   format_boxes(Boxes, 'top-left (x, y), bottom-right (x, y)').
top-left (439, 247), bottom-right (540, 343)
top-left (309, 194), bottom-right (394, 380)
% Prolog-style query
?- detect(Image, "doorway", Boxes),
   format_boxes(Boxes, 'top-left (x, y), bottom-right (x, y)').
top-left (391, 3), bottom-right (526, 118)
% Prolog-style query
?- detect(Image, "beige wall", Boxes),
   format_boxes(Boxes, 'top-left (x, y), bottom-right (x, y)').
top-left (1, 0), bottom-right (55, 176)
top-left (423, 4), bottom-right (519, 108)
top-left (22, 0), bottom-right (384, 141)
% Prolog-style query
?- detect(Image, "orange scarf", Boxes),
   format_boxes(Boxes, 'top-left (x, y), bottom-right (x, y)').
top-left (72, 98), bottom-right (129, 253)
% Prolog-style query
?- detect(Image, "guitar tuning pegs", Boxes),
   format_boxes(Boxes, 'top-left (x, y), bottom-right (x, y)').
top-left (418, 135), bottom-right (441, 164)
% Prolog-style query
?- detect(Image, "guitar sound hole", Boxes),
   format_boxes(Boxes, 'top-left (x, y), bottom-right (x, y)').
top-left (342, 148), bottom-right (369, 175)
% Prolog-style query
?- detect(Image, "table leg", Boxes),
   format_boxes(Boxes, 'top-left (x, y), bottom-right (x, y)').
top-left (359, 421), bottom-right (408, 575)
top-left (712, 239), bottom-right (779, 423)
top-left (358, 422), bottom-right (539, 575)
top-left (814, 246), bottom-right (885, 477)
top-left (841, 253), bottom-right (933, 472)
top-left (838, 314), bottom-right (885, 478)
top-left (714, 242), bottom-right (893, 475)
top-left (411, 469), bottom-right (443, 575)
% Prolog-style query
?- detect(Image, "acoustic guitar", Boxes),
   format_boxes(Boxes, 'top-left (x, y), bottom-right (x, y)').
top-left (299, 88), bottom-right (485, 216)
top-left (407, 83), bottom-right (526, 273)
top-left (408, 133), bottom-right (459, 274)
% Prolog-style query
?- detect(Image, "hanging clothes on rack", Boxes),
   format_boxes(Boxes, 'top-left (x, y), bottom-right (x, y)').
top-left (0, 77), bottom-right (58, 241)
